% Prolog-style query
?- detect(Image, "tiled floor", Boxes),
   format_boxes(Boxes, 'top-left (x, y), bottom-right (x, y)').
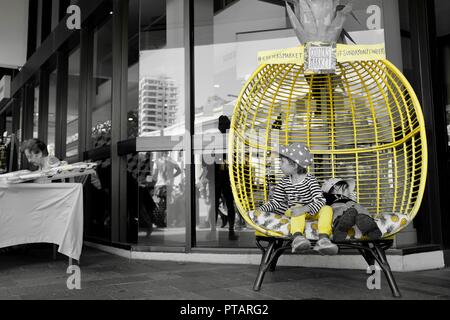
top-left (0, 245), bottom-right (449, 300)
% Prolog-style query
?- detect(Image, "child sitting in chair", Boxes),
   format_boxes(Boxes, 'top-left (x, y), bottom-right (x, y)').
top-left (322, 178), bottom-right (382, 242)
top-left (255, 143), bottom-right (338, 255)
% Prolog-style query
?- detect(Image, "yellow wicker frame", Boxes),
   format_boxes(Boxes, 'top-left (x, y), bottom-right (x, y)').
top-left (228, 59), bottom-right (427, 239)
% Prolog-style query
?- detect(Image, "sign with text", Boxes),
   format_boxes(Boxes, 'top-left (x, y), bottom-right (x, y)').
top-left (304, 42), bottom-right (336, 74)
top-left (257, 46), bottom-right (304, 65)
top-left (257, 43), bottom-right (386, 68)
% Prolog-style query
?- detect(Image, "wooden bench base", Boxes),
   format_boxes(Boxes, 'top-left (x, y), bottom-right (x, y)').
top-left (254, 236), bottom-right (401, 298)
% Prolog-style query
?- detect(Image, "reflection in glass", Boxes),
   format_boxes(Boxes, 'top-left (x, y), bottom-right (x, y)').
top-left (5, 115), bottom-right (12, 138)
top-left (85, 16), bottom-right (113, 242)
top-left (139, 0), bottom-right (185, 137)
top-left (33, 86), bottom-right (39, 139)
top-left (83, 155), bottom-right (112, 241)
top-left (195, 151), bottom-right (250, 248)
top-left (127, 0), bottom-right (139, 139)
top-left (193, 0), bottom-right (385, 248)
top-left (48, 70), bottom-right (57, 156)
top-left (193, 0), bottom-right (292, 247)
top-left (133, 151), bottom-right (186, 246)
top-left (17, 103), bottom-right (23, 170)
top-left (125, 0), bottom-right (140, 244)
top-left (67, 47), bottom-right (80, 158)
top-left (91, 18), bottom-right (113, 147)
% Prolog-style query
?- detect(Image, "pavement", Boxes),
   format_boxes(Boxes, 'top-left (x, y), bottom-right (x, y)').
top-left (0, 245), bottom-right (449, 300)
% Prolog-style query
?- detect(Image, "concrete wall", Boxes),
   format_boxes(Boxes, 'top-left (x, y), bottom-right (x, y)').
top-left (383, 0), bottom-right (403, 71)
top-left (0, 0), bottom-right (28, 68)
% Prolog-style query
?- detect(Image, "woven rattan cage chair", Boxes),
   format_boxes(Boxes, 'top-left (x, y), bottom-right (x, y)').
top-left (228, 60), bottom-right (427, 297)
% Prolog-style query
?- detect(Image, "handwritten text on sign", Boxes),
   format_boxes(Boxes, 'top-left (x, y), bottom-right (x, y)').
top-left (305, 43), bottom-right (336, 74)
top-left (257, 43), bottom-right (386, 67)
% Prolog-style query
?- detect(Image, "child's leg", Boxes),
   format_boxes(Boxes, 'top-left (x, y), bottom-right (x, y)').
top-left (288, 209), bottom-right (311, 253)
top-left (311, 206), bottom-right (338, 255)
top-left (290, 206), bottom-right (333, 237)
top-left (315, 205), bottom-right (333, 238)
top-left (333, 208), bottom-right (358, 242)
top-left (290, 214), bottom-right (306, 236)
top-left (355, 214), bottom-right (382, 240)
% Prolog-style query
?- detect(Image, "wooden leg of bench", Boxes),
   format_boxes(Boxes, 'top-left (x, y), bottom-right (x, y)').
top-left (253, 239), bottom-right (277, 291)
top-left (371, 243), bottom-right (401, 298)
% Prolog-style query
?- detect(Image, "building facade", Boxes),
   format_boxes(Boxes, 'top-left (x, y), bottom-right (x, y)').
top-left (139, 77), bottom-right (178, 136)
top-left (0, 0), bottom-right (449, 263)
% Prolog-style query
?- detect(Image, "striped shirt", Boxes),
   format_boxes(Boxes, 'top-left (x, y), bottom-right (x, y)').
top-left (258, 173), bottom-right (326, 216)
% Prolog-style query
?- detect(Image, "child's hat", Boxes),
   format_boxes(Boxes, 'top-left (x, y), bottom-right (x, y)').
top-left (277, 143), bottom-right (313, 168)
top-left (322, 177), bottom-right (356, 194)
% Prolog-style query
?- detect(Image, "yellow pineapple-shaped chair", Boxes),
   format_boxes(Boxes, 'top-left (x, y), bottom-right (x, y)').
top-left (227, 1), bottom-right (427, 298)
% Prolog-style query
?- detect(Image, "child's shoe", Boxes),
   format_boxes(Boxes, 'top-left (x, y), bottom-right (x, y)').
top-left (313, 237), bottom-right (339, 255)
top-left (291, 234), bottom-right (311, 253)
top-left (355, 214), bottom-right (382, 240)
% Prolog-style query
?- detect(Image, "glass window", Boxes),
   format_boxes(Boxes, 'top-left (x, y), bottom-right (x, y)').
top-left (127, 0), bottom-right (139, 139)
top-left (194, 0), bottom-right (299, 247)
top-left (15, 95), bottom-right (23, 170)
top-left (84, 13), bottom-right (113, 242)
top-left (5, 114), bottom-right (12, 138)
top-left (135, 0), bottom-right (187, 247)
top-left (193, 0), bottom-right (385, 247)
top-left (132, 151), bottom-right (186, 246)
top-left (139, 0), bottom-right (186, 137)
top-left (194, 151), bottom-right (249, 247)
top-left (0, 113), bottom-right (11, 174)
top-left (33, 85), bottom-right (39, 139)
top-left (67, 47), bottom-right (80, 158)
top-left (1, 102), bottom-right (19, 173)
top-left (125, 0), bottom-right (141, 244)
top-left (47, 69), bottom-right (57, 156)
top-left (91, 18), bottom-right (113, 148)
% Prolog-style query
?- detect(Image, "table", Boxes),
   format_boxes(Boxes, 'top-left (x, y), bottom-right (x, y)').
top-left (0, 183), bottom-right (83, 260)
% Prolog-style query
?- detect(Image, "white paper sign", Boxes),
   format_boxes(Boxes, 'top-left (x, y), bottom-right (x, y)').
top-left (305, 42), bottom-right (337, 74)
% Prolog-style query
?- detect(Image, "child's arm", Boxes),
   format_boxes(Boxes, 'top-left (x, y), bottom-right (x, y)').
top-left (258, 179), bottom-right (287, 212)
top-left (303, 175), bottom-right (326, 216)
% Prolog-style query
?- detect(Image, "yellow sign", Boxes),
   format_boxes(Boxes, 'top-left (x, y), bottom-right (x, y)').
top-left (257, 47), bottom-right (304, 65)
top-left (258, 43), bottom-right (385, 66)
top-left (336, 44), bottom-right (386, 62)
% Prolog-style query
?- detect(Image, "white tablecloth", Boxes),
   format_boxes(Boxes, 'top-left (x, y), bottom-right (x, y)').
top-left (0, 183), bottom-right (83, 260)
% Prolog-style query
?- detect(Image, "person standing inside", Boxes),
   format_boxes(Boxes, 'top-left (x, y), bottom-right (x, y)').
top-left (215, 115), bottom-right (238, 240)
top-left (149, 151), bottom-right (182, 227)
